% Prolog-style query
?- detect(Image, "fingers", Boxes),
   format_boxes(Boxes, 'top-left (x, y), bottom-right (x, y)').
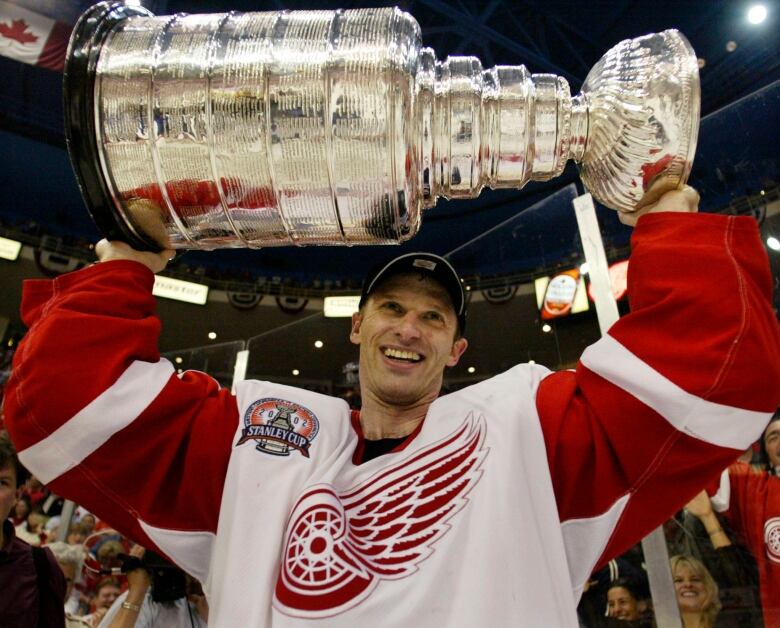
top-left (618, 211), bottom-right (638, 227)
top-left (129, 544), bottom-right (146, 558)
top-left (619, 184), bottom-right (700, 228)
top-left (93, 239), bottom-right (175, 274)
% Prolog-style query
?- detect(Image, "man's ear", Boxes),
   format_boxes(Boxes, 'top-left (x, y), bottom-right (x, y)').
top-left (446, 337), bottom-right (468, 367)
top-left (350, 311), bottom-right (362, 346)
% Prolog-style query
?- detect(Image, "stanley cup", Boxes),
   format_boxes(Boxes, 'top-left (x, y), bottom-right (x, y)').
top-left (64, 3), bottom-right (700, 251)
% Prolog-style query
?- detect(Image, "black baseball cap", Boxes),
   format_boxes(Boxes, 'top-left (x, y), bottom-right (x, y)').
top-left (358, 252), bottom-right (467, 333)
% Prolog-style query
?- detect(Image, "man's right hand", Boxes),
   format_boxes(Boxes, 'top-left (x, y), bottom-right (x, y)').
top-left (95, 239), bottom-right (174, 274)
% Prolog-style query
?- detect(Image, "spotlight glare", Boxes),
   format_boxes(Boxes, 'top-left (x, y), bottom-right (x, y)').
top-left (467, 366), bottom-right (476, 374)
top-left (207, 331), bottom-right (217, 340)
top-left (314, 340), bottom-right (324, 349)
top-left (175, 356), bottom-right (183, 364)
top-left (579, 262), bottom-right (590, 275)
top-left (767, 236), bottom-right (780, 251)
top-left (726, 40), bottom-right (738, 52)
top-left (292, 368), bottom-right (300, 376)
top-left (528, 359), bottom-right (536, 365)
top-left (542, 323), bottom-right (552, 333)
top-left (747, 4), bottom-right (767, 24)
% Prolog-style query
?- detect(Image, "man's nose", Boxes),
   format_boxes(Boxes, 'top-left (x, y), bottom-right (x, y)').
top-left (395, 312), bottom-right (422, 339)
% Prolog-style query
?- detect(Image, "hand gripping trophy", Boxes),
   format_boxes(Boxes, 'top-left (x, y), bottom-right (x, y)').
top-left (64, 3), bottom-right (699, 251)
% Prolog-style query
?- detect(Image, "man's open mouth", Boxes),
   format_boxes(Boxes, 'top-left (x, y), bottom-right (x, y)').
top-left (383, 347), bottom-right (423, 363)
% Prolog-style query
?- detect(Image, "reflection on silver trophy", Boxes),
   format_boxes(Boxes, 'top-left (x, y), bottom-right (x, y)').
top-left (64, 3), bottom-right (700, 251)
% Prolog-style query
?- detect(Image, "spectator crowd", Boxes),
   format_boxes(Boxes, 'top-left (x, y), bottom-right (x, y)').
top-left (1, 427), bottom-right (208, 627)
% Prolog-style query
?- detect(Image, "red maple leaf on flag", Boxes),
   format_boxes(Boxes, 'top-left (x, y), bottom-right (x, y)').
top-left (0, 19), bottom-right (39, 45)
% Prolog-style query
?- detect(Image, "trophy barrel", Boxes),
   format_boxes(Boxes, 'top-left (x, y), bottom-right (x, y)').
top-left (65, 3), bottom-right (701, 250)
top-left (65, 4), bottom-right (423, 251)
top-left (575, 30), bottom-right (700, 213)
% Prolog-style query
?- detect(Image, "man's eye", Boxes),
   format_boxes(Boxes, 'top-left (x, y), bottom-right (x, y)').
top-left (424, 311), bottom-right (444, 322)
top-left (383, 301), bottom-right (402, 313)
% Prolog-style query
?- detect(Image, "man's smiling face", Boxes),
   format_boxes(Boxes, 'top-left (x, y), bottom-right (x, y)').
top-left (764, 420), bottom-right (780, 469)
top-left (350, 273), bottom-right (467, 408)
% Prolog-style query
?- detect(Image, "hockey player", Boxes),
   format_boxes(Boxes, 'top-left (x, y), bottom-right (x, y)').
top-left (4, 186), bottom-right (780, 626)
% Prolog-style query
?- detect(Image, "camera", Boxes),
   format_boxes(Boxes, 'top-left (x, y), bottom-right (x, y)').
top-left (120, 550), bottom-right (187, 603)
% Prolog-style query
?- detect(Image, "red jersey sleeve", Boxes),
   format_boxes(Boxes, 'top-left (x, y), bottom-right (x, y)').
top-left (3, 261), bottom-right (239, 571)
top-left (536, 212), bottom-right (780, 580)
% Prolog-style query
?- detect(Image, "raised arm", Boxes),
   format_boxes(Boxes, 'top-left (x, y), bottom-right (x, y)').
top-left (685, 489), bottom-right (731, 549)
top-left (3, 241), bottom-right (240, 581)
top-left (536, 191), bottom-right (780, 588)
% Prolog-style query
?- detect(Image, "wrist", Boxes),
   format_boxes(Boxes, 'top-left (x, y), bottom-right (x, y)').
top-left (121, 600), bottom-right (142, 612)
top-left (125, 585), bottom-right (149, 605)
top-left (697, 512), bottom-right (718, 528)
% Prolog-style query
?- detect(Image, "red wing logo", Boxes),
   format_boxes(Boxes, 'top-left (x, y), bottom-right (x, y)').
top-left (273, 414), bottom-right (488, 618)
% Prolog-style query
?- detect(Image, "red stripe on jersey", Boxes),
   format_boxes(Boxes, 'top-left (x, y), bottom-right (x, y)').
top-left (613, 213), bottom-right (780, 411)
top-left (535, 213), bottom-right (780, 572)
top-left (6, 261), bottom-right (239, 540)
top-left (538, 367), bottom-right (739, 568)
top-left (8, 262), bottom-right (163, 451)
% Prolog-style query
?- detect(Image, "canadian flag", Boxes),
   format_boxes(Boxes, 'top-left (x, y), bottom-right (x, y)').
top-left (0, 0), bottom-right (70, 71)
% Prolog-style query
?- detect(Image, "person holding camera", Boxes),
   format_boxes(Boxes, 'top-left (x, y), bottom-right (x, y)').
top-left (98, 545), bottom-right (207, 628)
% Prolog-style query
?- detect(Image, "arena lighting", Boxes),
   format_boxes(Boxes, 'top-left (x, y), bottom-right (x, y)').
top-left (324, 295), bottom-right (360, 317)
top-left (542, 323), bottom-right (552, 333)
top-left (767, 236), bottom-right (780, 251)
top-left (579, 262), bottom-right (590, 275)
top-left (726, 40), bottom-right (738, 52)
top-left (174, 356), bottom-right (183, 364)
top-left (152, 275), bottom-right (208, 305)
top-left (208, 331), bottom-right (217, 340)
top-left (748, 4), bottom-right (768, 24)
top-left (292, 369), bottom-right (300, 376)
top-left (528, 359), bottom-right (536, 365)
top-left (314, 340), bottom-right (324, 349)
top-left (0, 236), bottom-right (22, 260)
top-left (467, 366), bottom-right (476, 374)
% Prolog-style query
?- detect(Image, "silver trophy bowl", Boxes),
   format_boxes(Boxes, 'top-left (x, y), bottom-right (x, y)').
top-left (64, 3), bottom-right (700, 251)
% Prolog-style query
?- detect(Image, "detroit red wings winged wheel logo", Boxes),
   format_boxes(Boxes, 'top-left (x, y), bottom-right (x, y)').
top-left (273, 414), bottom-right (488, 618)
top-left (766, 517), bottom-right (780, 564)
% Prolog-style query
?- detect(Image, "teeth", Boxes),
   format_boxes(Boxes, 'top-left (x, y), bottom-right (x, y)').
top-left (384, 348), bottom-right (421, 362)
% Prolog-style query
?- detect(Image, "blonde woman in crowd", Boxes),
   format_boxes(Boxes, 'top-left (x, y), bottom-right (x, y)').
top-left (671, 555), bottom-right (721, 628)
